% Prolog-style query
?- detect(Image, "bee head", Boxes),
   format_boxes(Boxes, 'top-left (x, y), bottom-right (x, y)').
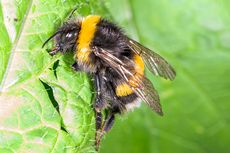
top-left (43, 20), bottom-right (81, 56)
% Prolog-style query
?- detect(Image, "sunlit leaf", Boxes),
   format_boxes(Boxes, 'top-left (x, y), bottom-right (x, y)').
top-left (0, 0), bottom-right (109, 152)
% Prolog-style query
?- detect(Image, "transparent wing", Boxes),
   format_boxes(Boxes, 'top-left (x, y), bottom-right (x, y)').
top-left (126, 38), bottom-right (176, 80)
top-left (135, 77), bottom-right (162, 115)
top-left (93, 47), bottom-right (163, 115)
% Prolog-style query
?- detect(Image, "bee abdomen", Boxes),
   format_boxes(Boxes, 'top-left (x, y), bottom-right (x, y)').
top-left (115, 83), bottom-right (134, 97)
top-left (115, 54), bottom-right (145, 97)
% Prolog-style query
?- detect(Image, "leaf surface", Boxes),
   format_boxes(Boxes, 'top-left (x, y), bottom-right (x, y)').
top-left (0, 0), bottom-right (108, 152)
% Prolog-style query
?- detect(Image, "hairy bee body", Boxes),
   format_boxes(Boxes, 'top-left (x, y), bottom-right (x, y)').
top-left (43, 15), bottom-right (176, 150)
top-left (58, 15), bottom-right (143, 112)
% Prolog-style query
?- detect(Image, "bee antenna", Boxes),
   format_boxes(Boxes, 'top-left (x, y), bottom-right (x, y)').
top-left (42, 31), bottom-right (61, 48)
top-left (68, 7), bottom-right (78, 19)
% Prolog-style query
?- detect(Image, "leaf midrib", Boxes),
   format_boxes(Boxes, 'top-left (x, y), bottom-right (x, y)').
top-left (0, 0), bottom-right (33, 92)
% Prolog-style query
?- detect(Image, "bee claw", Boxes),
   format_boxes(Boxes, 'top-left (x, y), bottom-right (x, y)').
top-left (49, 48), bottom-right (59, 56)
top-left (95, 130), bottom-right (103, 151)
top-left (72, 62), bottom-right (80, 71)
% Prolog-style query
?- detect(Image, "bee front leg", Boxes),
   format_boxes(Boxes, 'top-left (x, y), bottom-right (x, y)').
top-left (71, 62), bottom-right (80, 71)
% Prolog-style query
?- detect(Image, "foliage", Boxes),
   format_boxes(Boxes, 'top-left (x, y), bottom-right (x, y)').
top-left (0, 0), bottom-right (230, 153)
top-left (0, 0), bottom-right (107, 152)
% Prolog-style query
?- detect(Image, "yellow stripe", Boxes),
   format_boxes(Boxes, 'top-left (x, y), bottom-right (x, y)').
top-left (116, 54), bottom-right (145, 97)
top-left (116, 83), bottom-right (134, 97)
top-left (128, 54), bottom-right (144, 87)
top-left (133, 54), bottom-right (144, 75)
top-left (76, 15), bottom-right (101, 62)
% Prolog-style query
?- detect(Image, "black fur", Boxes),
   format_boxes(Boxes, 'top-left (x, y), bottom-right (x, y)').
top-left (53, 21), bottom-right (81, 53)
top-left (92, 19), bottom-right (131, 59)
top-left (91, 19), bottom-right (138, 112)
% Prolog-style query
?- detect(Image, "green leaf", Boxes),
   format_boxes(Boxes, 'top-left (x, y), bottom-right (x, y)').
top-left (0, 0), bottom-right (109, 152)
top-left (100, 0), bottom-right (230, 153)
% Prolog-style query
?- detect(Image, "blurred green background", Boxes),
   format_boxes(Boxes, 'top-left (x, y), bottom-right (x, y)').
top-left (0, 0), bottom-right (230, 153)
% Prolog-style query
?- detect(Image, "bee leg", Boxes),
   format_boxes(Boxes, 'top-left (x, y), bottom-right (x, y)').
top-left (71, 62), bottom-right (79, 71)
top-left (94, 72), bottom-right (104, 111)
top-left (94, 72), bottom-right (107, 150)
top-left (95, 112), bottom-right (115, 150)
top-left (102, 112), bottom-right (115, 134)
top-left (49, 47), bottom-right (60, 56)
top-left (95, 111), bottom-right (103, 151)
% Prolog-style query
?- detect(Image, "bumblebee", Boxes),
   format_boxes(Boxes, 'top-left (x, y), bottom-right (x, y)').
top-left (43, 15), bottom-right (176, 150)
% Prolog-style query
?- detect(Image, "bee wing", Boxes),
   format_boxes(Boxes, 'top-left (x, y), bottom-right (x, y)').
top-left (93, 47), bottom-right (163, 115)
top-left (131, 75), bottom-right (162, 115)
top-left (126, 38), bottom-right (176, 80)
